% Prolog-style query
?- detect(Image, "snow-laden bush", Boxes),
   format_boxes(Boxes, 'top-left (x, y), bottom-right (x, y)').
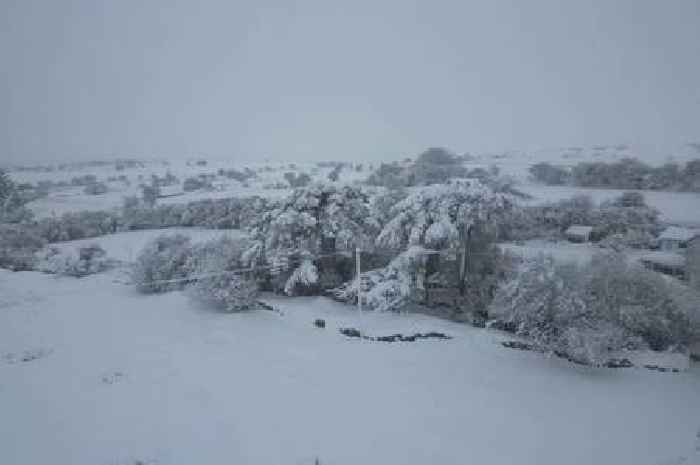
top-left (587, 253), bottom-right (695, 351)
top-left (0, 169), bottom-right (34, 224)
top-left (284, 172), bottom-right (311, 188)
top-left (491, 253), bottom-right (695, 364)
top-left (132, 234), bottom-right (193, 293)
top-left (36, 210), bottom-right (121, 243)
top-left (490, 255), bottom-right (639, 364)
top-left (36, 244), bottom-right (113, 277)
top-left (83, 182), bottom-right (108, 195)
top-left (183, 176), bottom-right (212, 192)
top-left (186, 236), bottom-right (259, 311)
top-left (0, 224), bottom-right (46, 271)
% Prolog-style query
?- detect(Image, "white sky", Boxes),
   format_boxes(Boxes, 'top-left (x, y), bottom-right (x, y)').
top-left (1, 0), bottom-right (699, 164)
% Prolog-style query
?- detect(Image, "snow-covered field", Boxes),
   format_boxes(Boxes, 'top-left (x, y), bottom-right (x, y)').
top-left (1, 268), bottom-right (699, 465)
top-left (519, 184), bottom-right (700, 227)
top-left (17, 160), bottom-right (368, 218)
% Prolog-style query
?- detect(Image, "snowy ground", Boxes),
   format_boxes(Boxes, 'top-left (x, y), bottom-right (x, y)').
top-left (1, 268), bottom-right (699, 465)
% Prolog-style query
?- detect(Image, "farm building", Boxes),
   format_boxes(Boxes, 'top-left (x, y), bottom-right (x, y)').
top-left (565, 225), bottom-right (593, 243)
top-left (657, 226), bottom-right (700, 251)
top-left (157, 185), bottom-right (184, 198)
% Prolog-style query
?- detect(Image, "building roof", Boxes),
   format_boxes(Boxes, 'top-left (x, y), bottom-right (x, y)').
top-left (565, 225), bottom-right (593, 236)
top-left (658, 226), bottom-right (700, 242)
top-left (157, 185), bottom-right (184, 198)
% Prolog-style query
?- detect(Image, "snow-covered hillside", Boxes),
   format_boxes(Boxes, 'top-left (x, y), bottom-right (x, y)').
top-left (1, 268), bottom-right (699, 465)
top-left (15, 160), bottom-right (369, 219)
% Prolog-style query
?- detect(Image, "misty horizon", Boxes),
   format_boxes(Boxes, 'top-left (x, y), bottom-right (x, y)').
top-left (2, 0), bottom-right (700, 164)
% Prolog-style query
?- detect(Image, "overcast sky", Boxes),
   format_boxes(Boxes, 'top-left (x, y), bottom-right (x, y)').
top-left (2, 0), bottom-right (699, 164)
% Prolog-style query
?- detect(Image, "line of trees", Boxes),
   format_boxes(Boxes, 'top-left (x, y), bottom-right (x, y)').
top-left (529, 158), bottom-right (700, 192)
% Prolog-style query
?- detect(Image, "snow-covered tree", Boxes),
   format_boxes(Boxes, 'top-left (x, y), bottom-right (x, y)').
top-left (0, 223), bottom-right (46, 271)
top-left (587, 253), bottom-right (694, 351)
top-left (491, 252), bottom-right (695, 364)
top-left (187, 237), bottom-right (259, 312)
top-left (246, 182), bottom-right (379, 283)
top-left (490, 255), bottom-right (634, 364)
top-left (369, 187), bottom-right (409, 229)
top-left (141, 183), bottom-right (160, 207)
top-left (0, 169), bottom-right (33, 224)
top-left (132, 234), bottom-right (193, 293)
top-left (83, 182), bottom-right (108, 196)
top-left (284, 171), bottom-right (311, 188)
top-left (376, 179), bottom-right (513, 251)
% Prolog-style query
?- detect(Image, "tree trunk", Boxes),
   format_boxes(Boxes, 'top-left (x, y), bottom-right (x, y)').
top-left (459, 223), bottom-right (472, 296)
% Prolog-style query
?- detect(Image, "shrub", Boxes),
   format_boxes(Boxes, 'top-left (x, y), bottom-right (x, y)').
top-left (0, 169), bottom-right (34, 223)
top-left (37, 244), bottom-right (113, 277)
top-left (587, 253), bottom-right (694, 351)
top-left (529, 162), bottom-right (570, 185)
top-left (491, 253), bottom-right (694, 364)
top-left (186, 237), bottom-right (259, 311)
top-left (183, 176), bottom-right (212, 192)
top-left (327, 165), bottom-right (342, 182)
top-left (83, 182), bottom-right (108, 195)
top-left (0, 224), bottom-right (46, 271)
top-left (70, 174), bottom-right (97, 186)
top-left (284, 172), bottom-right (312, 188)
top-left (141, 184), bottom-right (160, 207)
top-left (36, 210), bottom-right (121, 243)
top-left (132, 234), bottom-right (193, 293)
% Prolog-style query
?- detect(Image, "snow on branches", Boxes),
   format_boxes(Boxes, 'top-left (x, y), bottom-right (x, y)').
top-left (376, 179), bottom-right (513, 251)
top-left (245, 182), bottom-right (379, 281)
top-left (329, 246), bottom-right (425, 312)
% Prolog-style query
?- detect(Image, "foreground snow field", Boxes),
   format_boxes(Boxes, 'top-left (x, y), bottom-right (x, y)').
top-left (1, 269), bottom-right (699, 465)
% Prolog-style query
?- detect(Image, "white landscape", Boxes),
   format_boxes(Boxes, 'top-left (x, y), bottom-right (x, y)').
top-left (2, 152), bottom-right (700, 464)
top-left (3, 2), bottom-right (700, 464)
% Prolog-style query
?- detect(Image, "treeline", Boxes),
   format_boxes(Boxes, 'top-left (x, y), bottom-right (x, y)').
top-left (367, 147), bottom-right (523, 198)
top-left (0, 196), bottom-right (271, 271)
top-left (367, 147), bottom-right (471, 188)
top-left (529, 158), bottom-right (700, 192)
top-left (501, 192), bottom-right (661, 247)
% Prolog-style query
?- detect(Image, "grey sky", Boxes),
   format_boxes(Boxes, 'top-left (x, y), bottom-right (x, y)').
top-left (2, 0), bottom-right (699, 164)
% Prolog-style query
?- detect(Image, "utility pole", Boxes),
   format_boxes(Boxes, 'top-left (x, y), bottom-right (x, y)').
top-left (356, 247), bottom-right (362, 313)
